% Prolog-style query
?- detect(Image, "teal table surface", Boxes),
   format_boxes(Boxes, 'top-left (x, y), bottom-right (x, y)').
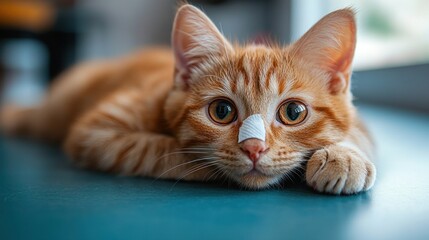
top-left (1, 104), bottom-right (429, 240)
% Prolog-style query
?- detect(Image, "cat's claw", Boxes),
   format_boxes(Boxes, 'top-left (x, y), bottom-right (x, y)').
top-left (305, 145), bottom-right (376, 195)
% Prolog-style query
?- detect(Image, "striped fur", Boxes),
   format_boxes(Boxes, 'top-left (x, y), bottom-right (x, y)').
top-left (0, 5), bottom-right (375, 194)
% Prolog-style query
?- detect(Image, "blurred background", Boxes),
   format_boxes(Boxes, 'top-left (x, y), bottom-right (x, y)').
top-left (0, 0), bottom-right (428, 112)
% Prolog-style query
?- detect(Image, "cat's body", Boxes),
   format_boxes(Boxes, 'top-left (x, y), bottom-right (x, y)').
top-left (1, 5), bottom-right (376, 194)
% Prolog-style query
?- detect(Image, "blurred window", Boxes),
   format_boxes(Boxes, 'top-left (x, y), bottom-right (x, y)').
top-left (292, 0), bottom-right (429, 70)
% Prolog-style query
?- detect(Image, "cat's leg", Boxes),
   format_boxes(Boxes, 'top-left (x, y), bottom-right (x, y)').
top-left (1, 105), bottom-right (41, 137)
top-left (65, 129), bottom-right (212, 181)
top-left (305, 118), bottom-right (376, 194)
top-left (1, 101), bottom-right (73, 141)
top-left (64, 91), bottom-right (213, 181)
top-left (1, 60), bottom-right (117, 141)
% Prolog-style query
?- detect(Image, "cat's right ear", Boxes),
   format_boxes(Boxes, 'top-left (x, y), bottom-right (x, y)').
top-left (172, 5), bottom-right (233, 89)
top-left (291, 9), bottom-right (357, 95)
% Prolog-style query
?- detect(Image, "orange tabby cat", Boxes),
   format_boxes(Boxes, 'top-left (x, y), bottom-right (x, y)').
top-left (1, 5), bottom-right (375, 194)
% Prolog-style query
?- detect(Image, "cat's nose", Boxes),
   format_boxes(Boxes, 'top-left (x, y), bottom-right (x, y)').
top-left (239, 138), bottom-right (268, 163)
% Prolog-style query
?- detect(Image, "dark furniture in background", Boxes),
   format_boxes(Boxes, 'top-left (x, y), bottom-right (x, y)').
top-left (0, 1), bottom-right (80, 81)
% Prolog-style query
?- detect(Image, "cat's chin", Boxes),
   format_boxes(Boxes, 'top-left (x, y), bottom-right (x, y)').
top-left (232, 170), bottom-right (282, 190)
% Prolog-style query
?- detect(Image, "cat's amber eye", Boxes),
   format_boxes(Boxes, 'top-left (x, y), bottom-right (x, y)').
top-left (208, 99), bottom-right (237, 124)
top-left (277, 101), bottom-right (308, 125)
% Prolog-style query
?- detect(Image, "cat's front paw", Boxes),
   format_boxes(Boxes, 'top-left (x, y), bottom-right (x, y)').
top-left (306, 145), bottom-right (376, 195)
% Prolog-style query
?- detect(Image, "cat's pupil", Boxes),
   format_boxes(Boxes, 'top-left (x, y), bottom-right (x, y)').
top-left (216, 101), bottom-right (232, 119)
top-left (286, 102), bottom-right (304, 121)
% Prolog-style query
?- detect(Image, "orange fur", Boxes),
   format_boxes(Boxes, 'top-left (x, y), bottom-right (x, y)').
top-left (0, 5), bottom-right (375, 194)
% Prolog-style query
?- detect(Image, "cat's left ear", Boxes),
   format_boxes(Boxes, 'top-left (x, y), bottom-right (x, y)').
top-left (172, 5), bottom-right (233, 89)
top-left (291, 9), bottom-right (356, 94)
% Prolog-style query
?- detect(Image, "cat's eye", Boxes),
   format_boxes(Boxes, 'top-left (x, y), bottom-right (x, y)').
top-left (208, 99), bottom-right (237, 124)
top-left (277, 101), bottom-right (308, 125)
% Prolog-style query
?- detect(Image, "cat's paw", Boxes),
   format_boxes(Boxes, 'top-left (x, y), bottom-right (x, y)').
top-left (306, 145), bottom-right (376, 195)
top-left (0, 105), bottom-right (23, 135)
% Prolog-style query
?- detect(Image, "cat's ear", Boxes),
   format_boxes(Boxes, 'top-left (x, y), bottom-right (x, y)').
top-left (172, 4), bottom-right (233, 89)
top-left (291, 9), bottom-right (356, 94)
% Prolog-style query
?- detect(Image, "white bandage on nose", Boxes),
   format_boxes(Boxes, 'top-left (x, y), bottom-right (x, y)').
top-left (238, 114), bottom-right (266, 143)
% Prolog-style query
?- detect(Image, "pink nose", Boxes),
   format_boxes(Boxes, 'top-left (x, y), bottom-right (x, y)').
top-left (239, 139), bottom-right (268, 163)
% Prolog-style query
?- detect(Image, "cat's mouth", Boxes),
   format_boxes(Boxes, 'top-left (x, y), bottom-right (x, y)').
top-left (245, 169), bottom-right (268, 177)
top-left (232, 169), bottom-right (282, 189)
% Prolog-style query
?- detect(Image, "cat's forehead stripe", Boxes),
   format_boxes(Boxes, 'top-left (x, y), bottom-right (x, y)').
top-left (264, 57), bottom-right (277, 89)
top-left (237, 51), bottom-right (280, 95)
top-left (237, 72), bottom-right (246, 93)
top-left (196, 49), bottom-right (301, 112)
top-left (234, 53), bottom-right (248, 87)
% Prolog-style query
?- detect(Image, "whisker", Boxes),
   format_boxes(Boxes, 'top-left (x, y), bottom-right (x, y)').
top-left (283, 170), bottom-right (293, 183)
top-left (289, 164), bottom-right (306, 180)
top-left (179, 147), bottom-right (215, 151)
top-left (170, 162), bottom-right (219, 190)
top-left (202, 168), bottom-right (217, 182)
top-left (154, 150), bottom-right (210, 164)
top-left (206, 167), bottom-right (224, 182)
top-left (162, 150), bottom-right (210, 155)
top-left (202, 165), bottom-right (224, 182)
top-left (180, 162), bottom-right (219, 180)
top-left (216, 166), bottom-right (229, 186)
top-left (281, 161), bottom-right (305, 183)
top-left (154, 156), bottom-right (219, 181)
top-left (155, 147), bottom-right (215, 161)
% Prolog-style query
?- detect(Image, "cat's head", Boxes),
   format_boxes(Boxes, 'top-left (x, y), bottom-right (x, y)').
top-left (165, 5), bottom-right (357, 189)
